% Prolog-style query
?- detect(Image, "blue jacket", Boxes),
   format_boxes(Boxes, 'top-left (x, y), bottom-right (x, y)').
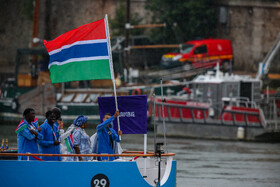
top-left (17, 119), bottom-right (43, 160)
top-left (97, 116), bottom-right (120, 161)
top-left (38, 120), bottom-right (61, 161)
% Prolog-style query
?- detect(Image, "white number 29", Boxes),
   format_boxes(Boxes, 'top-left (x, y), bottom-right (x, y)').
top-left (93, 178), bottom-right (107, 187)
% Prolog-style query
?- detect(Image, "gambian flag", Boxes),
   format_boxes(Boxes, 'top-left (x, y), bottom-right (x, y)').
top-left (65, 134), bottom-right (74, 152)
top-left (15, 120), bottom-right (28, 134)
top-left (32, 118), bottom-right (39, 127)
top-left (44, 17), bottom-right (114, 83)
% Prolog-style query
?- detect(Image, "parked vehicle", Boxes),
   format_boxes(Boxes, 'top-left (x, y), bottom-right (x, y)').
top-left (161, 38), bottom-right (233, 70)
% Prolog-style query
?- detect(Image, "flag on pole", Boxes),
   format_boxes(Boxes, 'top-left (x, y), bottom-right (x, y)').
top-left (32, 118), bottom-right (39, 127)
top-left (15, 120), bottom-right (28, 134)
top-left (65, 134), bottom-right (74, 152)
top-left (44, 18), bottom-right (113, 83)
top-left (98, 95), bottom-right (147, 134)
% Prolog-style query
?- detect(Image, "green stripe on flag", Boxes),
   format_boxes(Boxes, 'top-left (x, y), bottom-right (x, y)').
top-left (15, 124), bottom-right (28, 134)
top-left (49, 59), bottom-right (112, 83)
top-left (64, 138), bottom-right (72, 152)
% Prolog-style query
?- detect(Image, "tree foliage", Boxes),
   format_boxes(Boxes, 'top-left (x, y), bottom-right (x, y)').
top-left (110, 3), bottom-right (143, 37)
top-left (146, 0), bottom-right (217, 44)
top-left (21, 0), bottom-right (34, 20)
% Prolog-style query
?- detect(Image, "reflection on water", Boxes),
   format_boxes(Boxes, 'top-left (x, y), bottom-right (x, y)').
top-left (1, 124), bottom-right (280, 187)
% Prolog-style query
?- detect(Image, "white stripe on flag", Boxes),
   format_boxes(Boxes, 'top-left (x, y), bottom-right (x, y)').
top-left (49, 39), bottom-right (108, 55)
top-left (48, 56), bottom-right (110, 68)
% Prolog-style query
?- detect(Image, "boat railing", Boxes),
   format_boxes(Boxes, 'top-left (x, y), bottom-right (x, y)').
top-left (152, 102), bottom-right (264, 127)
top-left (260, 95), bottom-right (280, 131)
top-left (0, 151), bottom-right (176, 161)
top-left (222, 97), bottom-right (257, 108)
top-left (221, 109), bottom-right (263, 127)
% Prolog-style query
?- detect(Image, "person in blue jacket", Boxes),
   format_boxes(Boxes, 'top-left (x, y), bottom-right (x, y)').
top-left (97, 110), bottom-right (122, 161)
top-left (38, 111), bottom-right (61, 161)
top-left (16, 108), bottom-right (43, 160)
top-left (72, 115), bottom-right (91, 161)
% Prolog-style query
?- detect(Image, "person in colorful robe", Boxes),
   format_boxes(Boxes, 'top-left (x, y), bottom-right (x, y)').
top-left (15, 108), bottom-right (43, 160)
top-left (59, 120), bottom-right (75, 161)
top-left (72, 115), bottom-right (91, 161)
top-left (38, 111), bottom-right (61, 161)
top-left (97, 110), bottom-right (122, 161)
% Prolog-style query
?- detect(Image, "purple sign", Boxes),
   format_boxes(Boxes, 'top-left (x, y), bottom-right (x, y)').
top-left (98, 95), bottom-right (147, 134)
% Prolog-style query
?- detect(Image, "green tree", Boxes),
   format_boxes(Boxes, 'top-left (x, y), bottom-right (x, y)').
top-left (110, 3), bottom-right (143, 36)
top-left (146, 0), bottom-right (217, 44)
top-left (21, 0), bottom-right (34, 20)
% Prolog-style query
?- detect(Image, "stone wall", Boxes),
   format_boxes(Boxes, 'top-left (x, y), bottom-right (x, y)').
top-left (0, 0), bottom-right (279, 81)
top-left (0, 0), bottom-right (149, 80)
top-left (215, 0), bottom-right (280, 72)
top-left (0, 1), bottom-right (33, 76)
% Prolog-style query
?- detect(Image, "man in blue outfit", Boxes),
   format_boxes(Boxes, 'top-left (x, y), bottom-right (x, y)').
top-left (15, 108), bottom-right (43, 160)
top-left (38, 111), bottom-right (61, 161)
top-left (97, 110), bottom-right (122, 161)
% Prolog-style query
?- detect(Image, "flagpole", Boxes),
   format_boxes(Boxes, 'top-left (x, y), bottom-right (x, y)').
top-left (105, 14), bottom-right (121, 140)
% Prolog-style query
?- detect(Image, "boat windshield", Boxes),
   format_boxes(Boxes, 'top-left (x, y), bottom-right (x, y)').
top-left (181, 44), bottom-right (194, 53)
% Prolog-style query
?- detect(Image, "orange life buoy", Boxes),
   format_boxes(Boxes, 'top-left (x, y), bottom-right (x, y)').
top-left (132, 88), bottom-right (142, 95)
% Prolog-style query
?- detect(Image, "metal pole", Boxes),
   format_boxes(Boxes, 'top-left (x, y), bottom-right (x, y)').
top-left (129, 23), bottom-right (166, 29)
top-left (153, 93), bottom-right (157, 153)
top-left (31, 0), bottom-right (40, 78)
top-left (125, 0), bottom-right (130, 71)
top-left (105, 14), bottom-right (121, 140)
top-left (158, 152), bottom-right (161, 186)
top-left (160, 79), bottom-right (167, 153)
top-left (61, 83), bottom-right (65, 95)
top-left (143, 133), bottom-right (147, 177)
top-left (131, 44), bottom-right (180, 49)
top-left (267, 86), bottom-right (269, 103)
top-left (31, 0), bottom-right (40, 47)
top-left (274, 98), bottom-right (277, 129)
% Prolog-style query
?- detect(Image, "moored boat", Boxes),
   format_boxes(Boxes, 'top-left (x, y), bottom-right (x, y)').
top-left (148, 65), bottom-right (280, 141)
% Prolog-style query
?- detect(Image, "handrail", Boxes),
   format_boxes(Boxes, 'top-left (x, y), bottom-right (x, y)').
top-left (122, 151), bottom-right (154, 154)
top-left (152, 101), bottom-right (264, 127)
top-left (221, 109), bottom-right (263, 127)
top-left (0, 152), bottom-right (175, 158)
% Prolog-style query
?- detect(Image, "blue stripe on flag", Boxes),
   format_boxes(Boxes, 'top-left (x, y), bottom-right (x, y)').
top-left (69, 136), bottom-right (73, 150)
top-left (49, 42), bottom-right (109, 65)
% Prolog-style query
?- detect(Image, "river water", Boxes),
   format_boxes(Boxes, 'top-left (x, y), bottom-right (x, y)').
top-left (1, 123), bottom-right (280, 187)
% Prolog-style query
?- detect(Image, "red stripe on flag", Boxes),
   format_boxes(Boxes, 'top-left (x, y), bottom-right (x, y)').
top-left (44, 19), bottom-right (106, 52)
top-left (69, 134), bottom-right (73, 142)
top-left (33, 118), bottom-right (38, 123)
top-left (15, 119), bottom-right (25, 132)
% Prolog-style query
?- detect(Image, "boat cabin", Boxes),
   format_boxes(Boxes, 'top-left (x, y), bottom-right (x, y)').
top-left (186, 71), bottom-right (262, 107)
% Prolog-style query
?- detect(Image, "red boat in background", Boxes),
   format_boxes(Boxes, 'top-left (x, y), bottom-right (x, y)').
top-left (148, 64), bottom-right (280, 141)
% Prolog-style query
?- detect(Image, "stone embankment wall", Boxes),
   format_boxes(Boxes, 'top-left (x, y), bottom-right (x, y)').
top-left (0, 0), bottom-right (279, 83)
top-left (215, 0), bottom-right (280, 72)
